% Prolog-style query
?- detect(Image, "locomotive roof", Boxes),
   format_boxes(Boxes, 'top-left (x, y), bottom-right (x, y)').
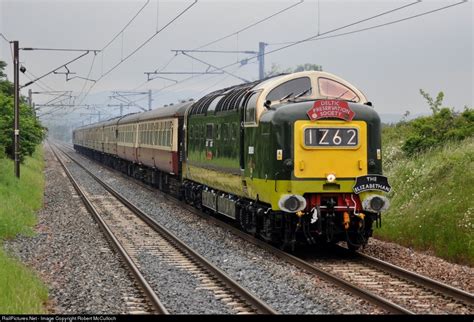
top-left (187, 74), bottom-right (285, 116)
top-left (186, 71), bottom-right (367, 117)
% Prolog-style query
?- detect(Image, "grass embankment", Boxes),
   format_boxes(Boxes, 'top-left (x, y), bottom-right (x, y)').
top-left (0, 146), bottom-right (48, 313)
top-left (377, 126), bottom-right (473, 265)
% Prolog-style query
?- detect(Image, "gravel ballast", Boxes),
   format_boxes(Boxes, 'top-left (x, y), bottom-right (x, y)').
top-left (4, 145), bottom-right (145, 314)
top-left (64, 158), bottom-right (236, 314)
top-left (361, 239), bottom-right (473, 293)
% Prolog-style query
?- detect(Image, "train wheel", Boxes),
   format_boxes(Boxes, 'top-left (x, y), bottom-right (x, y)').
top-left (347, 242), bottom-right (361, 252)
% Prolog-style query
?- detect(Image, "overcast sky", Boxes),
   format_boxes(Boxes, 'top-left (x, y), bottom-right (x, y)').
top-left (1, 0), bottom-right (472, 124)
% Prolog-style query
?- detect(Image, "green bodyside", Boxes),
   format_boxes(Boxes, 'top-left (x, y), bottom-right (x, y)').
top-left (186, 109), bottom-right (241, 174)
top-left (185, 100), bottom-right (383, 208)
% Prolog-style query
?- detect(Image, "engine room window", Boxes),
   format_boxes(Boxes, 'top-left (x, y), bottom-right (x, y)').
top-left (206, 124), bottom-right (213, 139)
top-left (244, 91), bottom-right (260, 124)
top-left (266, 77), bottom-right (312, 102)
top-left (318, 78), bottom-right (360, 102)
top-left (231, 123), bottom-right (238, 140)
top-left (222, 124), bottom-right (228, 141)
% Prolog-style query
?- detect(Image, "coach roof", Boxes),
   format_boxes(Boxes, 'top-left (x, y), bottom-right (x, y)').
top-left (118, 101), bottom-right (193, 125)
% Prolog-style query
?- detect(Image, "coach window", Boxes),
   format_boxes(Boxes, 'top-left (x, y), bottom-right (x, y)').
top-left (266, 77), bottom-right (311, 102)
top-left (146, 124), bottom-right (150, 145)
top-left (318, 77), bottom-right (360, 102)
top-left (244, 91), bottom-right (260, 125)
top-left (166, 123), bottom-right (171, 147)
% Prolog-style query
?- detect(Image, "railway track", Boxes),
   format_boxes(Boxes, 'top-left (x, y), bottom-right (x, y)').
top-left (51, 142), bottom-right (277, 315)
top-left (302, 248), bottom-right (473, 314)
top-left (60, 142), bottom-right (474, 314)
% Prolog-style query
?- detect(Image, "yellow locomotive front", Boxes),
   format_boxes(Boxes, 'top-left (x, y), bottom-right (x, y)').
top-left (181, 71), bottom-right (390, 250)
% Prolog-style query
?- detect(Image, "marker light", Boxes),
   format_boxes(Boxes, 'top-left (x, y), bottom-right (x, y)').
top-left (327, 173), bottom-right (336, 183)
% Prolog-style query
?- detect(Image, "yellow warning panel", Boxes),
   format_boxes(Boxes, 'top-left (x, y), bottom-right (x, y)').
top-left (294, 120), bottom-right (368, 179)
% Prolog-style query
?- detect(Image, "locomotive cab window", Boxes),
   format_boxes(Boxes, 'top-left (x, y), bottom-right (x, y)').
top-left (318, 77), bottom-right (360, 102)
top-left (244, 91), bottom-right (260, 125)
top-left (266, 77), bottom-right (311, 102)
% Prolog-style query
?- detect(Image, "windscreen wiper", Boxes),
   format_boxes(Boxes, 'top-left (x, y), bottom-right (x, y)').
top-left (279, 92), bottom-right (294, 102)
top-left (335, 90), bottom-right (349, 99)
top-left (293, 87), bottom-right (312, 99)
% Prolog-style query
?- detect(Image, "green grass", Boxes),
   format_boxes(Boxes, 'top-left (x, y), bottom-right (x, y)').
top-left (377, 127), bottom-right (473, 265)
top-left (0, 251), bottom-right (48, 313)
top-left (0, 146), bottom-right (48, 313)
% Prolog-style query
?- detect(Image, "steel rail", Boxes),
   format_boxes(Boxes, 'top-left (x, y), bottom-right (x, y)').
top-left (49, 143), bottom-right (169, 314)
top-left (354, 251), bottom-right (474, 305)
top-left (56, 144), bottom-right (277, 315)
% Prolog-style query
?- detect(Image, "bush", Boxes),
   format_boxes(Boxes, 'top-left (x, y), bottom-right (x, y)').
top-left (399, 90), bottom-right (473, 156)
top-left (0, 60), bottom-right (45, 162)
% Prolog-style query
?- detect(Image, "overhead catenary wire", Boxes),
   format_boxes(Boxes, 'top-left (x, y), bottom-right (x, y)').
top-left (136, 0), bottom-right (304, 90)
top-left (22, 50), bottom-right (91, 88)
top-left (130, 0), bottom-right (427, 105)
top-left (0, 33), bottom-right (10, 43)
top-left (75, 53), bottom-right (98, 105)
top-left (132, 0), bottom-right (468, 111)
top-left (77, 0), bottom-right (197, 107)
top-left (99, 0), bottom-right (197, 80)
top-left (269, 0), bottom-right (468, 46)
top-left (248, 0), bottom-right (424, 57)
top-left (81, 0), bottom-right (468, 117)
top-left (195, 0), bottom-right (304, 50)
top-left (167, 0), bottom-right (465, 83)
top-left (101, 0), bottom-right (151, 52)
top-left (24, 71), bottom-right (56, 92)
top-left (0, 33), bottom-right (14, 63)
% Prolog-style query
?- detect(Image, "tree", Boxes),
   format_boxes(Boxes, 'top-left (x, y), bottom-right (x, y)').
top-left (265, 62), bottom-right (323, 78)
top-left (0, 60), bottom-right (45, 160)
top-left (0, 60), bottom-right (6, 78)
top-left (294, 63), bottom-right (323, 72)
top-left (419, 89), bottom-right (444, 115)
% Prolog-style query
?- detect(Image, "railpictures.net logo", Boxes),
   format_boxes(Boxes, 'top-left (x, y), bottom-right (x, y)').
top-left (1, 317), bottom-right (116, 322)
